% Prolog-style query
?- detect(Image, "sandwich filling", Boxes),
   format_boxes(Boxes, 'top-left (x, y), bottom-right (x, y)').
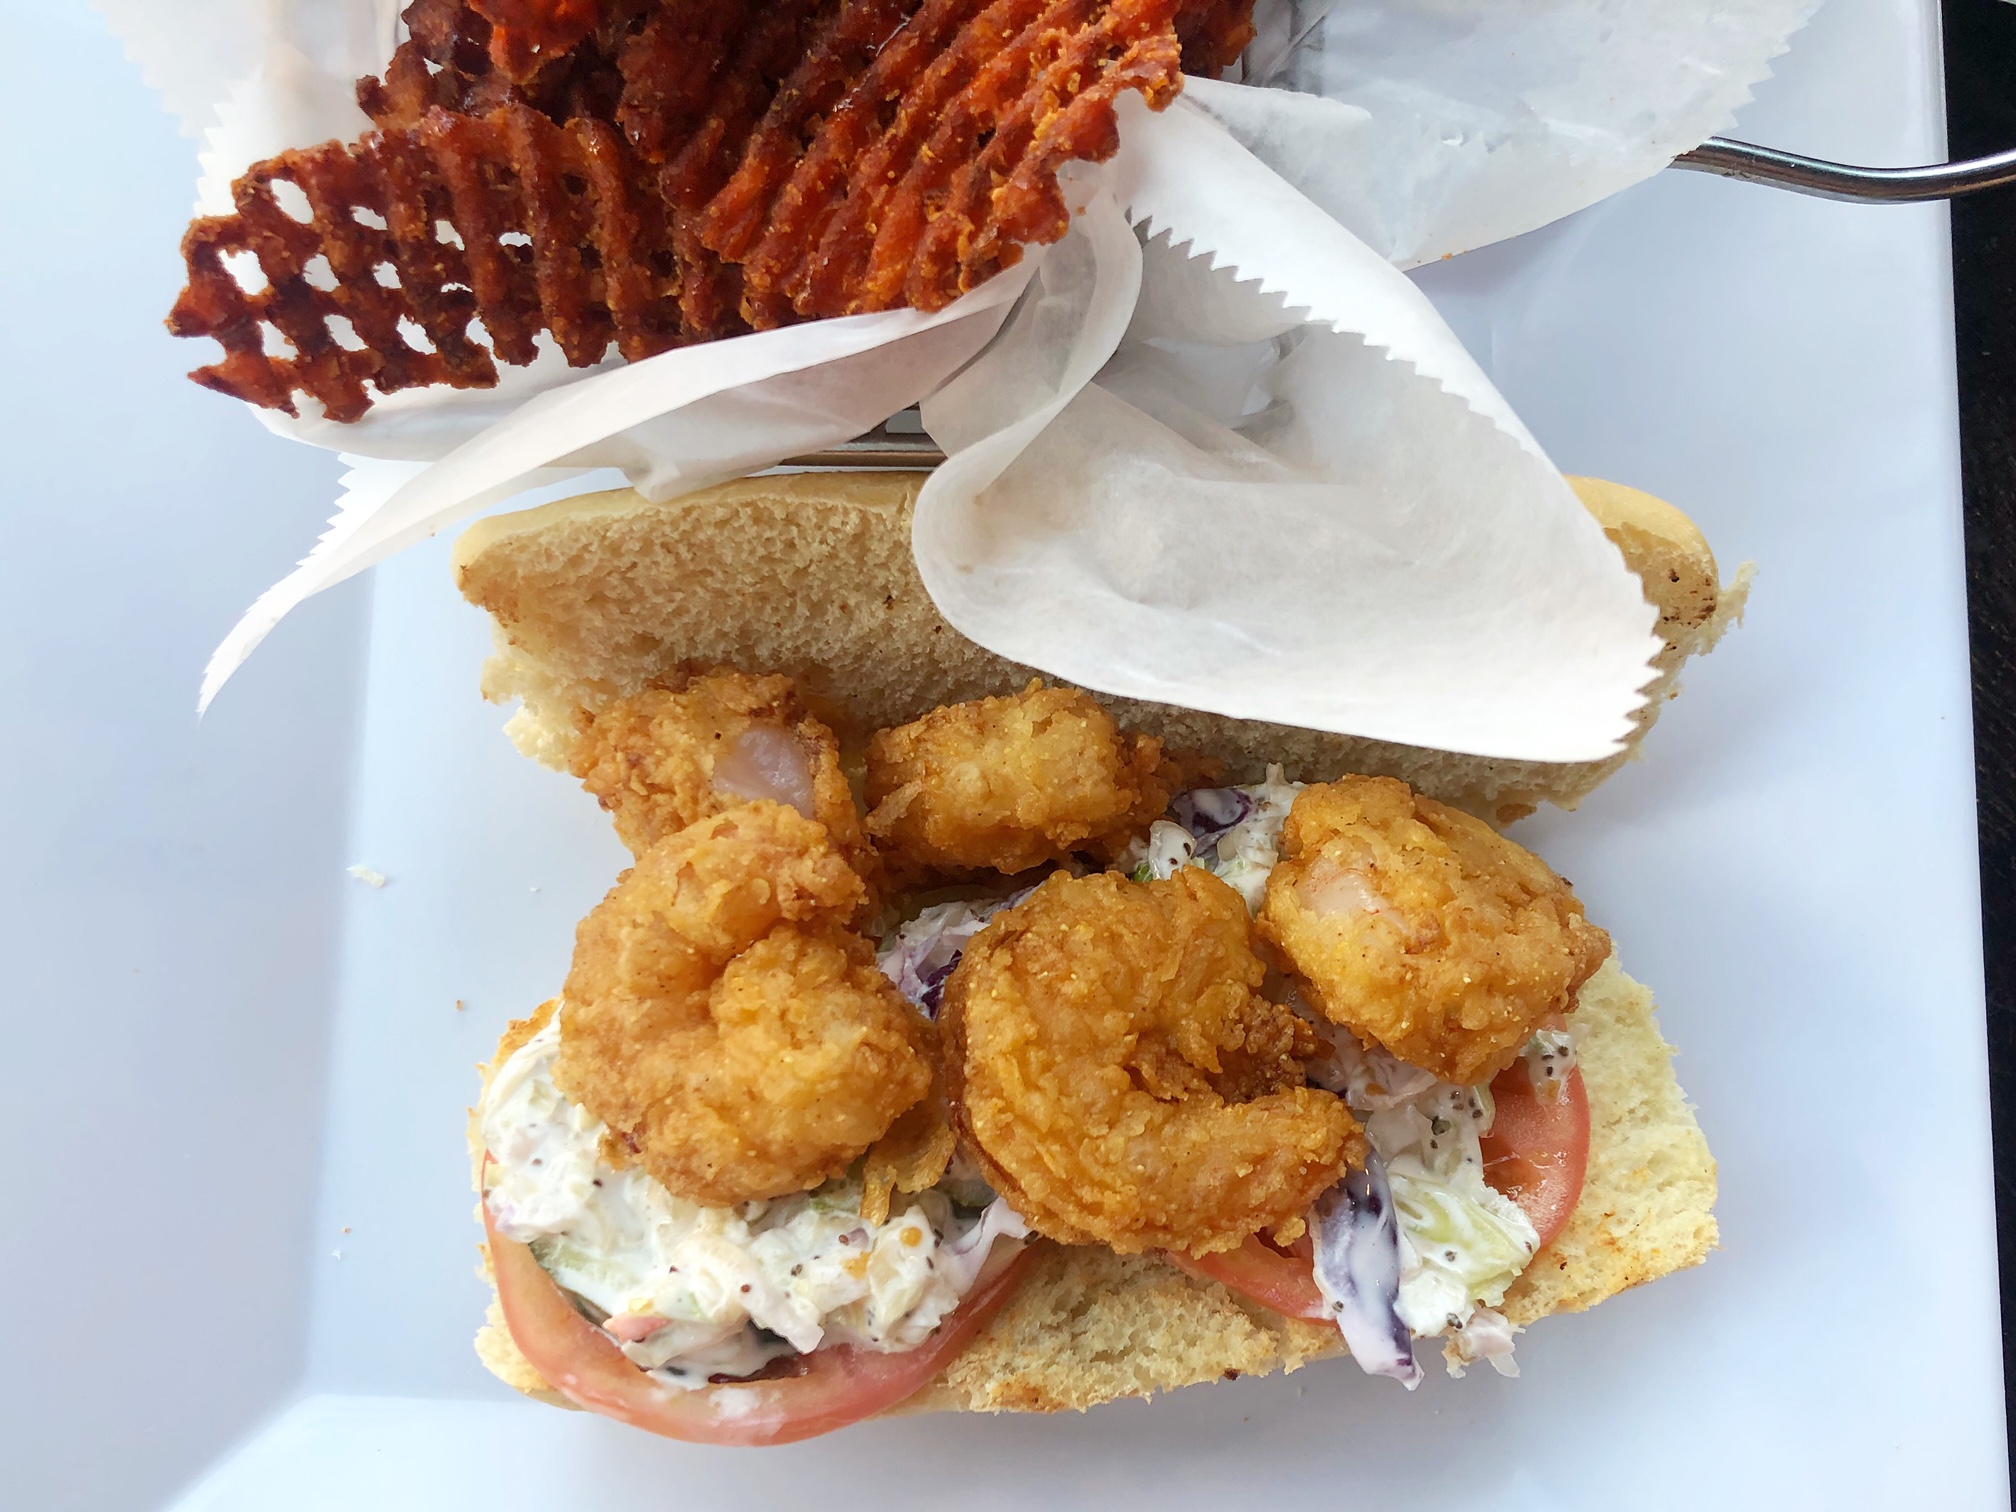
top-left (483, 1015), bottom-right (1027, 1389)
top-left (887, 767), bottom-right (1566, 1381)
top-left (480, 675), bottom-right (1614, 1421)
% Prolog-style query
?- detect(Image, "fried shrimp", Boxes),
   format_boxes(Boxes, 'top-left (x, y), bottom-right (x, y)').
top-left (557, 801), bottom-right (931, 1205)
top-left (942, 869), bottom-right (1362, 1255)
top-left (863, 682), bottom-right (1182, 879)
top-left (1258, 777), bottom-right (1612, 1087)
top-left (572, 670), bottom-right (869, 861)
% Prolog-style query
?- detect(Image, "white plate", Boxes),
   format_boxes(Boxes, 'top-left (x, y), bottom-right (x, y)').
top-left (3, 0), bottom-right (2004, 1506)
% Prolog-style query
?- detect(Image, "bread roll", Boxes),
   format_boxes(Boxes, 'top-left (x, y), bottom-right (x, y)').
top-left (454, 472), bottom-right (1747, 825)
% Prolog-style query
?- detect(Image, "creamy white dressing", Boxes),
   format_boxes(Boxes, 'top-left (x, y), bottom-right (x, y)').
top-left (482, 1016), bottom-right (1026, 1389)
top-left (1120, 766), bottom-right (1304, 911)
top-left (1206, 766), bottom-right (1305, 911)
top-left (1307, 1021), bottom-right (1540, 1343)
top-left (1522, 1026), bottom-right (1579, 1100)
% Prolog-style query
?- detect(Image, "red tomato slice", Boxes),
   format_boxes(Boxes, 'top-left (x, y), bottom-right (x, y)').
top-left (1167, 1235), bottom-right (1328, 1322)
top-left (484, 1199), bottom-right (1032, 1445)
top-left (1479, 1061), bottom-right (1590, 1251)
top-left (1173, 1061), bottom-right (1591, 1318)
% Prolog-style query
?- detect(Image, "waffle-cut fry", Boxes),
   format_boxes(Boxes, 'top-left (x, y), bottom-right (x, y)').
top-left (615, 0), bottom-right (756, 165)
top-left (958, 18), bottom-right (1187, 287)
top-left (362, 1), bottom-right (654, 135)
top-left (736, 0), bottom-right (998, 327)
top-left (696, 0), bottom-right (923, 267)
top-left (172, 0), bottom-right (1237, 419)
top-left (867, 0), bottom-right (1119, 313)
top-left (669, 216), bottom-right (750, 344)
top-left (169, 103), bottom-right (689, 422)
top-left (473, 0), bottom-right (607, 80)
top-left (905, 0), bottom-right (1184, 309)
top-left (361, 4), bottom-right (490, 128)
top-left (660, 0), bottom-right (825, 209)
top-left (850, 0), bottom-right (1097, 315)
top-left (783, 0), bottom-right (1050, 319)
top-left (1175, 0), bottom-right (1256, 75)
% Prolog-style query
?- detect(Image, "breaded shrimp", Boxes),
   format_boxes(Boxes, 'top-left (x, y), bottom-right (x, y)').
top-left (557, 801), bottom-right (931, 1205)
top-left (571, 670), bottom-right (871, 872)
top-left (863, 682), bottom-right (1180, 880)
top-left (1258, 777), bottom-right (1611, 1087)
top-left (942, 869), bottom-right (1363, 1255)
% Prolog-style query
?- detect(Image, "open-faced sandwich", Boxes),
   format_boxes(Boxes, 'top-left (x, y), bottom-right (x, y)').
top-left (452, 470), bottom-right (1736, 1444)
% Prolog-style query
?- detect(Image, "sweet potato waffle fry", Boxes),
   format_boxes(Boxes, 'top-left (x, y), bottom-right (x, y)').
top-left (171, 104), bottom-right (687, 422)
top-left (1174, 0), bottom-right (1256, 75)
top-left (359, 0), bottom-right (645, 138)
top-left (169, 0), bottom-right (1258, 421)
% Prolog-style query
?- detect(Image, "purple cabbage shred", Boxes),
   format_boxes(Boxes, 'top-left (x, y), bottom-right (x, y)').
top-left (1168, 787), bottom-right (1253, 849)
top-left (1311, 1157), bottom-right (1423, 1389)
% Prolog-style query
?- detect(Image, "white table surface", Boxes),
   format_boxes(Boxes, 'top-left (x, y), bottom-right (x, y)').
top-left (1, 0), bottom-right (2003, 1507)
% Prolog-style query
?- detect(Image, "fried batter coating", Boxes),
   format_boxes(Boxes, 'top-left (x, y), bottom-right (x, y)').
top-left (1258, 777), bottom-right (1612, 1087)
top-left (860, 1086), bottom-right (959, 1226)
top-left (942, 869), bottom-right (1362, 1254)
top-left (570, 671), bottom-right (870, 875)
top-left (557, 801), bottom-right (931, 1204)
top-left (863, 682), bottom-right (1179, 879)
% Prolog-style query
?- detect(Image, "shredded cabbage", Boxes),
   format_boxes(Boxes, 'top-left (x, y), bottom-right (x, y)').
top-left (1315, 1025), bottom-right (1540, 1353)
top-left (1167, 785), bottom-right (1253, 847)
top-left (1311, 1157), bottom-right (1422, 1389)
top-left (1206, 766), bottom-right (1302, 911)
top-left (1385, 1161), bottom-right (1537, 1336)
top-left (875, 891), bottom-right (1029, 1016)
top-left (1132, 767), bottom-right (1304, 909)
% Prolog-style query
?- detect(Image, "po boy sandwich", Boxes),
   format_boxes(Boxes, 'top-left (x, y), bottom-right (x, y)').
top-left (455, 470), bottom-right (1735, 1444)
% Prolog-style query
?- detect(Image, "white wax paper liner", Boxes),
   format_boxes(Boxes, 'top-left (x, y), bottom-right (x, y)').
top-left (916, 99), bottom-right (1660, 762)
top-left (196, 270), bottom-right (1032, 711)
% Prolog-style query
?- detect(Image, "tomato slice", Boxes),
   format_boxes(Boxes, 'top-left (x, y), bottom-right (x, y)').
top-left (1479, 1062), bottom-right (1590, 1251)
top-left (484, 1201), bottom-right (1032, 1445)
top-left (1167, 1235), bottom-right (1328, 1322)
top-left (1174, 1061), bottom-right (1591, 1318)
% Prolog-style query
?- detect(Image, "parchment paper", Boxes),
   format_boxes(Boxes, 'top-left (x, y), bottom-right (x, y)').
top-left (97, 0), bottom-right (1816, 756)
top-left (917, 99), bottom-right (1659, 761)
top-left (1212, 0), bottom-right (1824, 267)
